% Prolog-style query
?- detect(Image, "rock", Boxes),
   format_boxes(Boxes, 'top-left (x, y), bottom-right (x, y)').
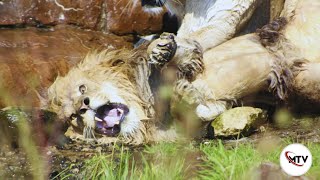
top-left (211, 107), bottom-right (267, 137)
top-left (251, 162), bottom-right (309, 180)
top-left (0, 107), bottom-right (68, 147)
top-left (105, 0), bottom-right (165, 35)
top-left (0, 25), bottom-right (132, 108)
top-left (0, 0), bottom-right (103, 29)
top-left (0, 0), bottom-right (164, 34)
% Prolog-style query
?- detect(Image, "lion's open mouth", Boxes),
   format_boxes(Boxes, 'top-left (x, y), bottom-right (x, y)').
top-left (94, 103), bottom-right (129, 136)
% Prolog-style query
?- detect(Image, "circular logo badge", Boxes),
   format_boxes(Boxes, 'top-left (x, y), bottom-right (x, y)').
top-left (280, 143), bottom-right (312, 176)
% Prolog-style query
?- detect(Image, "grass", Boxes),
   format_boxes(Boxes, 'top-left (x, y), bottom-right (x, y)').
top-left (199, 140), bottom-right (281, 180)
top-left (305, 142), bottom-right (320, 178)
top-left (80, 146), bottom-right (134, 180)
top-left (55, 140), bottom-right (320, 180)
top-left (55, 143), bottom-right (192, 180)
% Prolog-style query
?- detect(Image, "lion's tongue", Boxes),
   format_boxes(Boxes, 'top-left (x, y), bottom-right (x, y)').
top-left (104, 108), bottom-right (122, 127)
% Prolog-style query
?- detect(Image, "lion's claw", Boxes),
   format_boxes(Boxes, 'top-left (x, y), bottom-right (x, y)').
top-left (178, 59), bottom-right (204, 81)
top-left (256, 17), bottom-right (287, 47)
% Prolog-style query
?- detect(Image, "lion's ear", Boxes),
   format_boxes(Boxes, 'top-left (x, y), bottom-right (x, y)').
top-left (112, 59), bottom-right (125, 66)
top-left (79, 84), bottom-right (87, 94)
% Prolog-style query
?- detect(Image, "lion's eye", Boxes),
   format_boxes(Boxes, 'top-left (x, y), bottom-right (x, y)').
top-left (79, 84), bottom-right (87, 94)
top-left (70, 113), bottom-right (77, 119)
top-left (112, 59), bottom-right (125, 66)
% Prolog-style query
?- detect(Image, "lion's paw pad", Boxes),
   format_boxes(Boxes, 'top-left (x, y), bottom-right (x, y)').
top-left (149, 33), bottom-right (177, 67)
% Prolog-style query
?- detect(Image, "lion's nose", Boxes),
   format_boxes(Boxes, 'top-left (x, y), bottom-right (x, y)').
top-left (79, 97), bottom-right (90, 114)
top-left (83, 97), bottom-right (90, 105)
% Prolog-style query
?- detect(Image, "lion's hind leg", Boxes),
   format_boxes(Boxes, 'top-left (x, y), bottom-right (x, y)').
top-left (292, 60), bottom-right (320, 103)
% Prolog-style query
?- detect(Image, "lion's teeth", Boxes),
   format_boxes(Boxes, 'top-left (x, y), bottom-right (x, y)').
top-left (117, 108), bottom-right (124, 116)
top-left (94, 117), bottom-right (103, 122)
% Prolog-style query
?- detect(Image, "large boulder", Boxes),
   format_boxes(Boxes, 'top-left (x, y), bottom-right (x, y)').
top-left (0, 0), bottom-right (164, 35)
top-left (0, 0), bottom-right (103, 29)
top-left (0, 25), bottom-right (132, 108)
top-left (211, 107), bottom-right (267, 137)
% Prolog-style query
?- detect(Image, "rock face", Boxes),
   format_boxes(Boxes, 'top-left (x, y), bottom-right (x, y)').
top-left (0, 25), bottom-right (132, 108)
top-left (211, 107), bottom-right (267, 137)
top-left (0, 0), bottom-right (103, 29)
top-left (0, 0), bottom-right (164, 35)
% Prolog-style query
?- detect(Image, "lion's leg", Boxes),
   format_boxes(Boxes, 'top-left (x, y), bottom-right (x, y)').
top-left (148, 33), bottom-right (204, 81)
top-left (172, 78), bottom-right (232, 121)
top-left (178, 0), bottom-right (259, 51)
top-left (172, 34), bottom-right (292, 121)
top-left (148, 0), bottom-right (260, 81)
top-left (292, 61), bottom-right (320, 103)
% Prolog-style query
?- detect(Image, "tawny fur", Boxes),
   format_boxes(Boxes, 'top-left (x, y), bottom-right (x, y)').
top-left (192, 0), bottom-right (320, 105)
top-left (282, 0), bottom-right (320, 103)
top-left (256, 0), bottom-right (320, 103)
top-left (148, 0), bottom-right (320, 121)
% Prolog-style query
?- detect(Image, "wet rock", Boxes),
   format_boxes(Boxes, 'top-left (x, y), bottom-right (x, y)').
top-left (0, 107), bottom-right (67, 148)
top-left (105, 0), bottom-right (165, 35)
top-left (0, 0), bottom-right (103, 29)
top-left (0, 0), bottom-right (164, 34)
top-left (211, 107), bottom-right (267, 137)
top-left (0, 25), bottom-right (132, 108)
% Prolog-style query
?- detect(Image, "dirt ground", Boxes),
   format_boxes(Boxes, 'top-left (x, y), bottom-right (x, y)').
top-left (0, 108), bottom-right (319, 179)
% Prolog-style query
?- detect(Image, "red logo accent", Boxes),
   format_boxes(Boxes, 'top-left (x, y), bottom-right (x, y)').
top-left (285, 151), bottom-right (303, 167)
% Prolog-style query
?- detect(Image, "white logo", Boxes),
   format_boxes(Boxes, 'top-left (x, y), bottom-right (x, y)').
top-left (280, 143), bottom-right (312, 176)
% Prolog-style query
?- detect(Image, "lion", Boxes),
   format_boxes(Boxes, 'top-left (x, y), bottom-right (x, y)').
top-left (49, 0), bottom-right (320, 144)
top-left (48, 0), bottom-right (269, 144)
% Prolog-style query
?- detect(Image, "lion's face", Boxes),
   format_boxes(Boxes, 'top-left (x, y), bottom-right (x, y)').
top-left (48, 50), bottom-right (150, 142)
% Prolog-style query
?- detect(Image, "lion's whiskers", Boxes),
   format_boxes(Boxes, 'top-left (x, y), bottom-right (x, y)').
top-left (120, 0), bottom-right (138, 16)
top-left (83, 126), bottom-right (96, 139)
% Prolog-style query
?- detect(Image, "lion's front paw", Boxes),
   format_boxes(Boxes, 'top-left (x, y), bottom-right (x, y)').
top-left (148, 32), bottom-right (177, 67)
top-left (174, 79), bottom-right (202, 105)
top-left (196, 101), bottom-right (230, 121)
